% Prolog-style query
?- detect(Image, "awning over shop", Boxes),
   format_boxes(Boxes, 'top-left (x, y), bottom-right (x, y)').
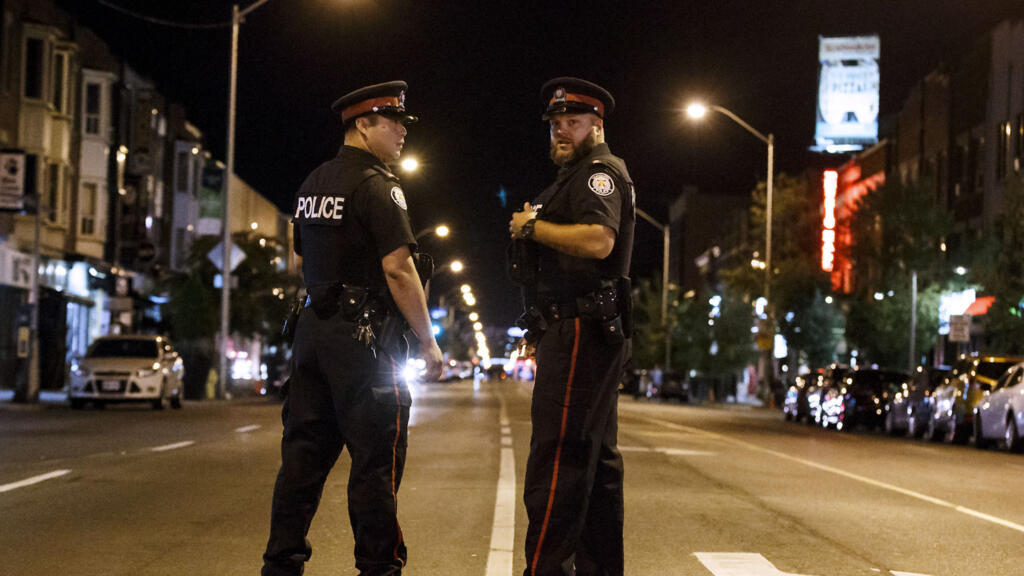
top-left (965, 296), bottom-right (995, 316)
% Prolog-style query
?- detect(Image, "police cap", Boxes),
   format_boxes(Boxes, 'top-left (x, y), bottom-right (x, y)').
top-left (540, 77), bottom-right (615, 120)
top-left (331, 80), bottom-right (419, 125)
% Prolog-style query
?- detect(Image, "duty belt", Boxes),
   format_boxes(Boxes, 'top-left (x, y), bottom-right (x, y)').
top-left (537, 290), bottom-right (618, 323)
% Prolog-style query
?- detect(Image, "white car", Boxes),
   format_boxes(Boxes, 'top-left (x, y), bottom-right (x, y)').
top-left (69, 335), bottom-right (185, 410)
top-left (974, 362), bottom-right (1024, 452)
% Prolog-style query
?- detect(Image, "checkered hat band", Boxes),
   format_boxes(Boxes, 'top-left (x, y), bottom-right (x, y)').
top-left (341, 96), bottom-right (402, 123)
top-left (550, 92), bottom-right (604, 116)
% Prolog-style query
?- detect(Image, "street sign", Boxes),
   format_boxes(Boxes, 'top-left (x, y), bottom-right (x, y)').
top-left (207, 241), bottom-right (245, 273)
top-left (0, 152), bottom-right (26, 211)
top-left (949, 314), bottom-right (970, 343)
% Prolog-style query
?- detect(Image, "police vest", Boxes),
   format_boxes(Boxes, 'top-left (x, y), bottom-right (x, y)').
top-left (293, 160), bottom-right (398, 290)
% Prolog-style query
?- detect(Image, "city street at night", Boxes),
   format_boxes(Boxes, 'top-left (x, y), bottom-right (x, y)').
top-left (3, 380), bottom-right (1022, 576)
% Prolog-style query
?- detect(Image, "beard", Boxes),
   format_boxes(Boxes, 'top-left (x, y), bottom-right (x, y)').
top-left (550, 130), bottom-right (600, 167)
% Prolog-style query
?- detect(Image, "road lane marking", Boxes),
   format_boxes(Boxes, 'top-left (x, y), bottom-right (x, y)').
top-left (891, 572), bottom-right (934, 576)
top-left (695, 553), bottom-right (815, 575)
top-left (235, 424), bottom-right (261, 433)
top-left (639, 415), bottom-right (1024, 535)
top-left (148, 441), bottom-right (195, 452)
top-left (619, 445), bottom-right (714, 456)
top-left (486, 393), bottom-right (515, 576)
top-left (0, 470), bottom-right (71, 493)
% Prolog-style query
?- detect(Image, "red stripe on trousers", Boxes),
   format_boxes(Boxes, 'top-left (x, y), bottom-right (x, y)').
top-left (390, 358), bottom-right (405, 566)
top-left (530, 318), bottom-right (581, 575)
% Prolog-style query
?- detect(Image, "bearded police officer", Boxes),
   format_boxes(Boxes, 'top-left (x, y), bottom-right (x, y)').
top-left (263, 81), bottom-right (443, 576)
top-left (509, 77), bottom-right (635, 576)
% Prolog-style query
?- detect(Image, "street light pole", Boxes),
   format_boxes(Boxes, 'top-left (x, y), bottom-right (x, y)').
top-left (220, 0), bottom-right (271, 399)
top-left (686, 102), bottom-right (775, 391)
top-left (636, 208), bottom-right (671, 371)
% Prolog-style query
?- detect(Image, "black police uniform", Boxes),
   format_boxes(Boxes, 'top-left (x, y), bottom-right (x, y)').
top-left (521, 78), bottom-right (635, 576)
top-left (263, 82), bottom-right (418, 576)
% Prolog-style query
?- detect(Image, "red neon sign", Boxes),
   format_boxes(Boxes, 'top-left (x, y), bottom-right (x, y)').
top-left (821, 170), bottom-right (838, 272)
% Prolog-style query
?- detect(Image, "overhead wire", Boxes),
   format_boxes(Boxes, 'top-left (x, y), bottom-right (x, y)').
top-left (96, 0), bottom-right (233, 30)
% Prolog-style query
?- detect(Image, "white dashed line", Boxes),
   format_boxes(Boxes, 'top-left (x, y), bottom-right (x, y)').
top-left (486, 393), bottom-right (515, 576)
top-left (235, 424), bottom-right (261, 433)
top-left (0, 470), bottom-right (72, 493)
top-left (641, 415), bottom-right (1024, 535)
top-left (619, 445), bottom-right (714, 456)
top-left (148, 441), bottom-right (195, 452)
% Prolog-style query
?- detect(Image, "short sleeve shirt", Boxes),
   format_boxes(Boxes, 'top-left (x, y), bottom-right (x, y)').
top-left (293, 146), bottom-right (416, 290)
top-left (532, 142), bottom-right (633, 295)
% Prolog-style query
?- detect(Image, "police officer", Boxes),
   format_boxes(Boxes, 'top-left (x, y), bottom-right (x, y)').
top-left (509, 77), bottom-right (635, 576)
top-left (263, 81), bottom-right (443, 576)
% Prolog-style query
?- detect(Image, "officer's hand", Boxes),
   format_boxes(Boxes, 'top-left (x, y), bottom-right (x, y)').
top-left (509, 202), bottom-right (537, 239)
top-left (420, 339), bottom-right (444, 383)
top-left (516, 337), bottom-right (536, 359)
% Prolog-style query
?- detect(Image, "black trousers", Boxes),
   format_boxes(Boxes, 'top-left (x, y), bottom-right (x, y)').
top-left (263, 309), bottom-right (411, 576)
top-left (523, 317), bottom-right (629, 576)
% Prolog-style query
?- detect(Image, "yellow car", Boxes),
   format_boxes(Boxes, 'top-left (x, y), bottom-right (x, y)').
top-left (928, 354), bottom-right (1024, 444)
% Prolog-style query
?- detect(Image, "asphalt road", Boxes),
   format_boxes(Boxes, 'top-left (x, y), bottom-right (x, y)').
top-left (2, 379), bottom-right (1023, 576)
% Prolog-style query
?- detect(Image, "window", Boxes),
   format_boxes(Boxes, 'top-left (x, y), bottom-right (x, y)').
top-left (23, 37), bottom-right (43, 99)
top-left (45, 162), bottom-right (60, 223)
top-left (85, 82), bottom-right (100, 134)
top-left (80, 182), bottom-right (97, 236)
top-left (1016, 113), bottom-right (1024, 164)
top-left (51, 51), bottom-right (66, 112)
top-left (998, 121), bottom-right (1011, 180)
top-left (176, 151), bottom-right (189, 192)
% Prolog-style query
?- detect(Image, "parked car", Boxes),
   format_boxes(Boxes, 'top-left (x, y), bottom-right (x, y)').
top-left (928, 354), bottom-right (1023, 444)
top-left (883, 365), bottom-right (950, 437)
top-left (69, 335), bottom-right (185, 410)
top-left (815, 364), bottom-right (852, 428)
top-left (819, 367), bottom-right (908, 431)
top-left (784, 369), bottom-right (824, 422)
top-left (973, 361), bottom-right (1024, 452)
top-left (647, 372), bottom-right (690, 403)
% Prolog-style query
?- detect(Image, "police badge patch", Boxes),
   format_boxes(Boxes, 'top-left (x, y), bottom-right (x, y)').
top-left (588, 173), bottom-right (615, 196)
top-left (391, 186), bottom-right (408, 210)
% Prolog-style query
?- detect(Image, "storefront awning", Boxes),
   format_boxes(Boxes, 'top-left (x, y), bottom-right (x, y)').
top-left (965, 296), bottom-right (995, 316)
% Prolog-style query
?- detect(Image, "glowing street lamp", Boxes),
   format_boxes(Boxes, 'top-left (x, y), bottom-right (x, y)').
top-left (416, 224), bottom-right (451, 241)
top-left (468, 312), bottom-right (479, 322)
top-left (460, 284), bottom-right (472, 294)
top-left (449, 260), bottom-right (464, 273)
top-left (400, 157), bottom-right (419, 173)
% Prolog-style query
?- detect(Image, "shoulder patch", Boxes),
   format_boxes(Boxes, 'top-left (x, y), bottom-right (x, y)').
top-left (588, 172), bottom-right (615, 197)
top-left (391, 186), bottom-right (408, 210)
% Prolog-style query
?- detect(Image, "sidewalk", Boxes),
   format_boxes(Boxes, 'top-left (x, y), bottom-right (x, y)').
top-left (0, 389), bottom-right (69, 410)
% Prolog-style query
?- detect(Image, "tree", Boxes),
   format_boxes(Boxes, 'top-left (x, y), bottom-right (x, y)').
top-left (721, 172), bottom-right (839, 369)
top-left (970, 174), bottom-right (1024, 353)
top-left (630, 276), bottom-right (673, 370)
top-left (160, 232), bottom-right (301, 396)
top-left (845, 177), bottom-right (952, 367)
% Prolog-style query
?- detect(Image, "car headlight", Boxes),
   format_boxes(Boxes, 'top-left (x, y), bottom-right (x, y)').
top-left (136, 362), bottom-right (161, 378)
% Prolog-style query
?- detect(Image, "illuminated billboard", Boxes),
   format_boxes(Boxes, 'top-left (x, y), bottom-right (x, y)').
top-left (821, 170), bottom-right (838, 272)
top-left (812, 35), bottom-right (880, 153)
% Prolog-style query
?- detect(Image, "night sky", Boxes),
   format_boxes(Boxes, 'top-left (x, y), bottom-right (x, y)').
top-left (58, 0), bottom-right (1023, 326)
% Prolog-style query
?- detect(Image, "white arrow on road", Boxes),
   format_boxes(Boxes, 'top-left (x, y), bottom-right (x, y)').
top-left (695, 553), bottom-right (816, 576)
top-left (695, 553), bottom-right (933, 576)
